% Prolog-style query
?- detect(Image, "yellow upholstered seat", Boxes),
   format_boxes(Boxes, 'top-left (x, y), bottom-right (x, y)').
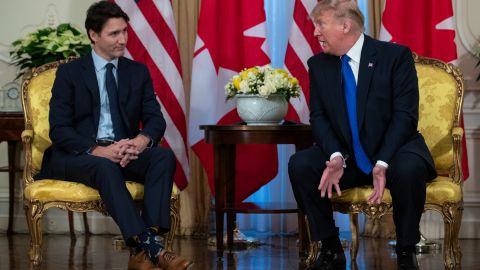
top-left (24, 180), bottom-right (145, 202)
top-left (306, 54), bottom-right (464, 270)
top-left (21, 59), bottom-right (180, 265)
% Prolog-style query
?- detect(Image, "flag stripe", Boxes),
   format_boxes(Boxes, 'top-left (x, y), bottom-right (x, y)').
top-left (136, 0), bottom-right (183, 74)
top-left (293, 0), bottom-right (321, 52)
top-left (117, 0), bottom-right (186, 115)
top-left (157, 96), bottom-right (189, 183)
top-left (153, 0), bottom-right (179, 41)
top-left (285, 0), bottom-right (320, 124)
top-left (114, 0), bottom-right (189, 188)
top-left (126, 27), bottom-right (187, 143)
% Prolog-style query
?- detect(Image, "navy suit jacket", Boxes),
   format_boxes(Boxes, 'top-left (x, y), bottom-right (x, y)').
top-left (307, 35), bottom-right (435, 178)
top-left (38, 52), bottom-right (165, 179)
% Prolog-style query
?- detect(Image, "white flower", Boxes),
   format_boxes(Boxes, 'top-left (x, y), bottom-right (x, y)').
top-left (224, 64), bottom-right (301, 101)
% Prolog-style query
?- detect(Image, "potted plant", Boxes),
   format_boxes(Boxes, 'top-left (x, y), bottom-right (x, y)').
top-left (10, 23), bottom-right (91, 78)
top-left (225, 64), bottom-right (301, 125)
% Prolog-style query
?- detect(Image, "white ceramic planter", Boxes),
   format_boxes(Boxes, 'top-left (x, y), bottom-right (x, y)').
top-left (235, 94), bottom-right (288, 125)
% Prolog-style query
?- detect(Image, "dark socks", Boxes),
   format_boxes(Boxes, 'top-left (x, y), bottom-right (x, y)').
top-left (130, 229), bottom-right (165, 264)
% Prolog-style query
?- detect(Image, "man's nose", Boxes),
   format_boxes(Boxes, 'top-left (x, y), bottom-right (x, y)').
top-left (119, 32), bottom-right (127, 44)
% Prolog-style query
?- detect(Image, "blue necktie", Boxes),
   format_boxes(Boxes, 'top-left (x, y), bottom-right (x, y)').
top-left (105, 63), bottom-right (127, 140)
top-left (341, 55), bottom-right (373, 174)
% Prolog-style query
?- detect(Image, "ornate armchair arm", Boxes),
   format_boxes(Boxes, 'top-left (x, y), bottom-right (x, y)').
top-left (451, 127), bottom-right (463, 184)
top-left (21, 129), bottom-right (35, 185)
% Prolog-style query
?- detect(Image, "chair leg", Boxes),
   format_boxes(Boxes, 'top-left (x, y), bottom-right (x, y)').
top-left (304, 215), bottom-right (319, 267)
top-left (165, 194), bottom-right (180, 251)
top-left (82, 212), bottom-right (91, 236)
top-left (24, 202), bottom-right (44, 265)
top-left (68, 211), bottom-right (76, 240)
top-left (442, 204), bottom-right (462, 270)
top-left (452, 208), bottom-right (463, 266)
top-left (349, 212), bottom-right (359, 261)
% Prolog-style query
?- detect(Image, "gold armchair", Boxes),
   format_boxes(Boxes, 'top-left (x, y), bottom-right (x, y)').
top-left (21, 59), bottom-right (180, 265)
top-left (306, 54), bottom-right (464, 270)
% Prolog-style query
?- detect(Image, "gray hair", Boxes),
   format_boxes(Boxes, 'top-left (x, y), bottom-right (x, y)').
top-left (311, 0), bottom-right (365, 32)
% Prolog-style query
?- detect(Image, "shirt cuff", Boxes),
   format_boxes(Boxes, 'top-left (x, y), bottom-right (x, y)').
top-left (376, 160), bottom-right (389, 169)
top-left (330, 152), bottom-right (347, 168)
top-left (330, 152), bottom-right (343, 161)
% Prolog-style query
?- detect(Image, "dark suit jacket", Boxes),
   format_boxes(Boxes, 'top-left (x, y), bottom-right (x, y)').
top-left (38, 52), bottom-right (166, 179)
top-left (307, 35), bottom-right (435, 178)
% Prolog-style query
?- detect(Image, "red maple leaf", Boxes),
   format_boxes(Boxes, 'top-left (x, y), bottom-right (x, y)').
top-left (195, 0), bottom-right (270, 73)
top-left (382, 0), bottom-right (456, 62)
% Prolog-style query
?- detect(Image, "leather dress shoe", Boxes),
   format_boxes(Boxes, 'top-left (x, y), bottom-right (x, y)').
top-left (306, 249), bottom-right (346, 270)
top-left (397, 251), bottom-right (420, 270)
top-left (128, 250), bottom-right (162, 270)
top-left (157, 250), bottom-right (193, 270)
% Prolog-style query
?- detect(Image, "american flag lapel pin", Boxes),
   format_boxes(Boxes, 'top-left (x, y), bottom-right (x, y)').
top-left (368, 62), bottom-right (374, 68)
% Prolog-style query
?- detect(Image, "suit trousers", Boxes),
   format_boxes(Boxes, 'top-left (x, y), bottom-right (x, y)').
top-left (62, 147), bottom-right (175, 240)
top-left (288, 145), bottom-right (429, 251)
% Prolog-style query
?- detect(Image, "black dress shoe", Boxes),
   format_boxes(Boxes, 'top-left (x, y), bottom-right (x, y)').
top-left (306, 249), bottom-right (346, 270)
top-left (397, 251), bottom-right (419, 270)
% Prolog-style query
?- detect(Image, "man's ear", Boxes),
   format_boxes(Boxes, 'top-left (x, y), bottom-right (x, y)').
top-left (89, 29), bottom-right (98, 43)
top-left (343, 19), bottom-right (352, 34)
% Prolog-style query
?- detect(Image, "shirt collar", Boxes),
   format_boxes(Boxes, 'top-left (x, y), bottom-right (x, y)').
top-left (91, 49), bottom-right (119, 72)
top-left (345, 34), bottom-right (364, 64)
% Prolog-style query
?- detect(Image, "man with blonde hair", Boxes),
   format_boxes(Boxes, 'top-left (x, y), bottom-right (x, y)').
top-left (288, 1), bottom-right (436, 269)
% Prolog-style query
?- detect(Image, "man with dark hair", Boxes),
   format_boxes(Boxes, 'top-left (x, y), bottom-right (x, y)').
top-left (39, 1), bottom-right (192, 269)
top-left (288, 0), bottom-right (436, 269)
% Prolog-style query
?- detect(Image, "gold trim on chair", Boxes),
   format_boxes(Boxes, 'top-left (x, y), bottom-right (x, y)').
top-left (305, 53), bottom-right (465, 270)
top-left (21, 59), bottom-right (180, 265)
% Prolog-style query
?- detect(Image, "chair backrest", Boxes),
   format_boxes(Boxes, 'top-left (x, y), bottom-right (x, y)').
top-left (414, 54), bottom-right (464, 177)
top-left (21, 59), bottom-right (72, 178)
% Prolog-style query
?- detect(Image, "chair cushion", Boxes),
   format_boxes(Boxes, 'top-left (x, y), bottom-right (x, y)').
top-left (416, 63), bottom-right (457, 171)
top-left (332, 186), bottom-right (393, 204)
top-left (24, 179), bottom-right (144, 203)
top-left (425, 176), bottom-right (462, 203)
top-left (331, 176), bottom-right (461, 205)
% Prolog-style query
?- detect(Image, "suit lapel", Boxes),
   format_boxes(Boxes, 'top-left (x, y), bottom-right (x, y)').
top-left (117, 57), bottom-right (131, 131)
top-left (81, 54), bottom-right (101, 129)
top-left (357, 35), bottom-right (377, 130)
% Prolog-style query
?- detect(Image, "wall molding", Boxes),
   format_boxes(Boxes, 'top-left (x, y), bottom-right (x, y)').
top-left (455, 0), bottom-right (479, 55)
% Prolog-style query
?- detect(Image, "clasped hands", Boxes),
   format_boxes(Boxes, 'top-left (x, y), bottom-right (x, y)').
top-left (318, 156), bottom-right (387, 204)
top-left (90, 134), bottom-right (150, 167)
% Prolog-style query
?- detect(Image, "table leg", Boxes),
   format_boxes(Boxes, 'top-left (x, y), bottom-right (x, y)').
top-left (225, 145), bottom-right (236, 251)
top-left (214, 144), bottom-right (225, 259)
top-left (7, 141), bottom-right (17, 235)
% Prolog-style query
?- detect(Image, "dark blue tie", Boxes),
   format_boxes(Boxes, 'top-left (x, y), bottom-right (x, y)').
top-left (341, 55), bottom-right (373, 174)
top-left (105, 63), bottom-right (127, 140)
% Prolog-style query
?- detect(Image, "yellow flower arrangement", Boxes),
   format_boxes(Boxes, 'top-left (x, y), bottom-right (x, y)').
top-left (225, 64), bottom-right (301, 101)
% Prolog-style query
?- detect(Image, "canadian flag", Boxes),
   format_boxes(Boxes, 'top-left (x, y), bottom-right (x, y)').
top-left (380, 0), bottom-right (469, 180)
top-left (189, 0), bottom-right (278, 201)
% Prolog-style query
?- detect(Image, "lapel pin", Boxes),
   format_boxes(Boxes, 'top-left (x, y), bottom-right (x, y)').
top-left (368, 62), bottom-right (374, 68)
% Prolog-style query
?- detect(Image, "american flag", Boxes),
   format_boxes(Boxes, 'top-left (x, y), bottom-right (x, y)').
top-left (284, 0), bottom-right (321, 123)
top-left (114, 0), bottom-right (189, 189)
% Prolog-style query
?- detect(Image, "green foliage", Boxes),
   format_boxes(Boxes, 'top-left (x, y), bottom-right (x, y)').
top-left (10, 23), bottom-right (91, 77)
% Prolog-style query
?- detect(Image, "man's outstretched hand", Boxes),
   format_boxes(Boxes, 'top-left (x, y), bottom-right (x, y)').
top-left (318, 156), bottom-right (344, 198)
top-left (368, 165), bottom-right (386, 204)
